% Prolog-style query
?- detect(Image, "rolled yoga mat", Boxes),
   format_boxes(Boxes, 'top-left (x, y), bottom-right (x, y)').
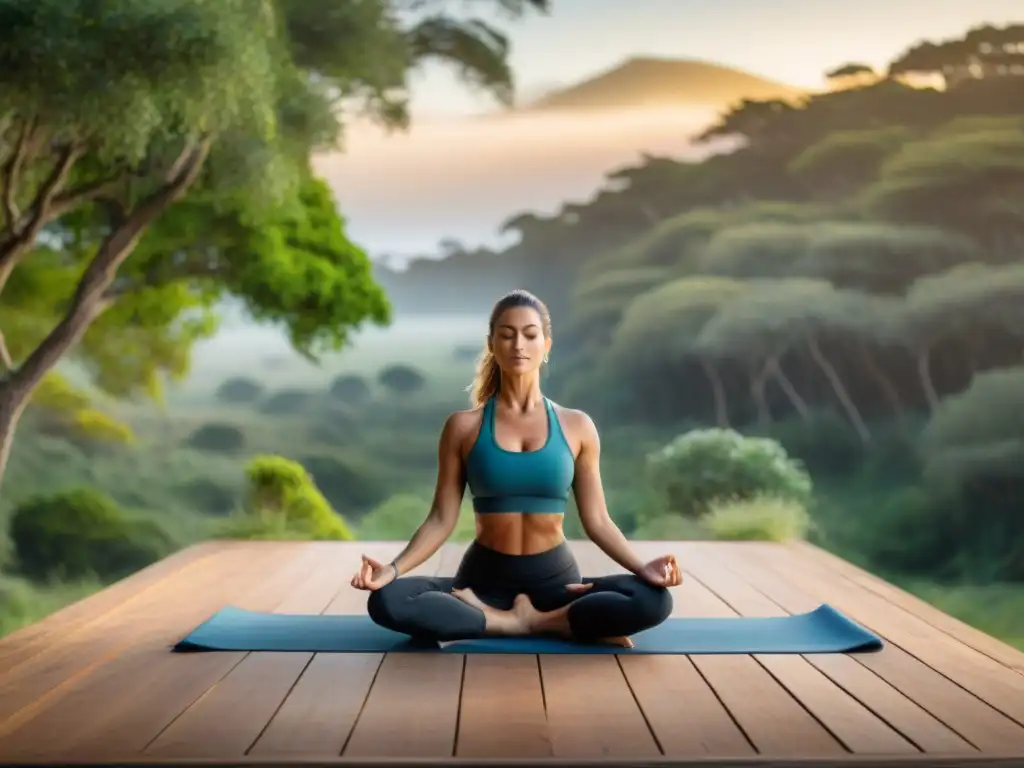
top-left (174, 604), bottom-right (883, 655)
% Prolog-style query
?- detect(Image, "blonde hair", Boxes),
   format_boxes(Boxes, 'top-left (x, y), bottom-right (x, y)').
top-left (468, 289), bottom-right (552, 407)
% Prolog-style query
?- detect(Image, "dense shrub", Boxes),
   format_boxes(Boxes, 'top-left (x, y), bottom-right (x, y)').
top-left (377, 364), bottom-right (426, 394)
top-left (646, 428), bottom-right (813, 517)
top-left (215, 377), bottom-right (265, 404)
top-left (9, 489), bottom-right (173, 581)
top-left (328, 374), bottom-right (370, 404)
top-left (184, 423), bottom-right (246, 454)
top-left (175, 477), bottom-right (239, 516)
top-left (298, 453), bottom-right (391, 517)
top-left (703, 496), bottom-right (811, 542)
top-left (358, 493), bottom-right (476, 541)
top-left (218, 455), bottom-right (353, 541)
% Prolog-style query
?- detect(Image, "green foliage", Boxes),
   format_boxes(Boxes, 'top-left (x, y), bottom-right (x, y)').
top-left (219, 454), bottom-right (353, 541)
top-left (9, 489), bottom-right (174, 581)
top-left (328, 374), bottom-right (371, 404)
top-left (377, 364), bottom-right (427, 394)
top-left (795, 222), bottom-right (978, 294)
top-left (788, 125), bottom-right (915, 194)
top-left (298, 453), bottom-right (391, 517)
top-left (357, 493), bottom-right (477, 542)
top-left (215, 377), bottom-right (265, 404)
top-left (703, 496), bottom-right (811, 542)
top-left (697, 221), bottom-right (811, 279)
top-left (646, 429), bottom-right (813, 518)
top-left (0, 576), bottom-right (103, 638)
top-left (861, 123), bottom-right (1024, 238)
top-left (184, 423), bottom-right (247, 454)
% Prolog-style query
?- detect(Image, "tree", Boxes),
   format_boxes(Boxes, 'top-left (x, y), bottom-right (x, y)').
top-left (603, 277), bottom-right (750, 426)
top-left (826, 63), bottom-right (876, 81)
top-left (787, 126), bottom-right (914, 199)
top-left (0, 0), bottom-right (549, 491)
top-left (860, 122), bottom-right (1024, 251)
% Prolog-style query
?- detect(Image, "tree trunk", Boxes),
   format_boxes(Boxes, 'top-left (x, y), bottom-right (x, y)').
top-left (765, 356), bottom-right (810, 420)
top-left (0, 380), bottom-right (32, 491)
top-left (806, 336), bottom-right (871, 444)
top-left (917, 346), bottom-right (940, 412)
top-left (750, 363), bottom-right (771, 427)
top-left (0, 140), bottom-right (209, 495)
top-left (700, 357), bottom-right (730, 428)
top-left (858, 341), bottom-right (902, 418)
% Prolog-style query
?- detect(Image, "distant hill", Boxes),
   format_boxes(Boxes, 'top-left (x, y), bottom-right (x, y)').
top-left (521, 56), bottom-right (804, 113)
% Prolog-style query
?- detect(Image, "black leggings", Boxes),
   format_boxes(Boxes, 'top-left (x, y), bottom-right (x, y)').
top-left (366, 540), bottom-right (672, 643)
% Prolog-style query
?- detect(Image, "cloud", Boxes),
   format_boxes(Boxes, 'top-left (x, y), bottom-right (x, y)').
top-left (313, 105), bottom-right (729, 258)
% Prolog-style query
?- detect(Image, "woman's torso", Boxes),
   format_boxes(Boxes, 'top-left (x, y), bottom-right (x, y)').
top-left (459, 397), bottom-right (580, 556)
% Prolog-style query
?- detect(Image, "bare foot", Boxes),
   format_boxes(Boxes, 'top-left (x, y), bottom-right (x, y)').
top-left (451, 587), bottom-right (491, 613)
top-left (452, 588), bottom-right (529, 636)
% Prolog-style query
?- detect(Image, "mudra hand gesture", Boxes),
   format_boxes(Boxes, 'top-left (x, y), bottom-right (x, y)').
top-left (350, 554), bottom-right (396, 591)
top-left (638, 554), bottom-right (683, 587)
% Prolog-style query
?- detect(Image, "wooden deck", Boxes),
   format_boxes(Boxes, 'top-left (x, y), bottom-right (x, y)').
top-left (0, 539), bottom-right (1023, 767)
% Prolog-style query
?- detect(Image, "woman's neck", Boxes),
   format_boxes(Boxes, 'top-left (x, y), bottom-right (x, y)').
top-left (496, 374), bottom-right (543, 412)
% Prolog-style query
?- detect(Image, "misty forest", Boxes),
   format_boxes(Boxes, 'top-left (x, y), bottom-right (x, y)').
top-left (1, 5), bottom-right (1023, 649)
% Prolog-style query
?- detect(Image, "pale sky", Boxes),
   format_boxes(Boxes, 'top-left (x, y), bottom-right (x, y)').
top-left (405, 0), bottom-right (1023, 118)
top-left (320, 1), bottom-right (1022, 259)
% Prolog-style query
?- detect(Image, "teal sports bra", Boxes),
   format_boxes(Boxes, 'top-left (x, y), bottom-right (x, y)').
top-left (465, 397), bottom-right (576, 514)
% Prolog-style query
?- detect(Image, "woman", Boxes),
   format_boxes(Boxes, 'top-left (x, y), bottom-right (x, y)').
top-left (350, 289), bottom-right (682, 647)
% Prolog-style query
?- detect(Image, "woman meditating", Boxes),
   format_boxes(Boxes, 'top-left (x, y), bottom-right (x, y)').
top-left (350, 289), bottom-right (682, 647)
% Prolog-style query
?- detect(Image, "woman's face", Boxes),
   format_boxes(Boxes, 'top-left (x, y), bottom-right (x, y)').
top-left (489, 306), bottom-right (551, 376)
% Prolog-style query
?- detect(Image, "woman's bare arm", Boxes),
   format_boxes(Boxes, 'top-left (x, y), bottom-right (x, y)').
top-left (389, 412), bottom-right (469, 576)
top-left (571, 412), bottom-right (648, 575)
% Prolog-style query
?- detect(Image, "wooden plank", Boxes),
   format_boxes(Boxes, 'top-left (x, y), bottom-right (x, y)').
top-left (691, 542), bottom-right (975, 756)
top-left (341, 652), bottom-right (464, 758)
top-left (456, 655), bottom-right (553, 758)
top-left (728, 542), bottom-right (1024, 754)
top-left (445, 541), bottom-right (552, 759)
top-left (144, 543), bottom-right (397, 760)
top-left (246, 544), bottom-right (403, 757)
top-left (792, 542), bottom-right (1024, 676)
top-left (0, 541), bottom-right (217, 670)
top-left (747, 543), bottom-right (1024, 729)
top-left (253, 542), bottom-right (454, 760)
top-left (619, 543), bottom-right (754, 758)
top-left (539, 541), bottom-right (661, 759)
top-left (0, 542), bottom-right (275, 734)
top-left (666, 549), bottom-right (847, 758)
top-left (338, 542), bottom-right (465, 759)
top-left (0, 542), bottom-right (295, 762)
top-left (684, 543), bottom-right (940, 756)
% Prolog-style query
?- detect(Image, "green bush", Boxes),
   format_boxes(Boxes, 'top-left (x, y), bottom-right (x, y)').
top-left (0, 576), bottom-right (103, 638)
top-left (298, 453), bottom-right (391, 518)
top-left (9, 489), bottom-right (174, 582)
top-left (703, 496), bottom-right (811, 542)
top-left (215, 376), bottom-right (265, 404)
top-left (328, 374), bottom-right (370, 404)
top-left (646, 428), bottom-right (813, 517)
top-left (358, 493), bottom-right (476, 541)
top-left (175, 477), bottom-right (240, 516)
top-left (184, 423), bottom-right (246, 454)
top-left (218, 454), bottom-right (353, 541)
top-left (377, 364), bottom-right (426, 394)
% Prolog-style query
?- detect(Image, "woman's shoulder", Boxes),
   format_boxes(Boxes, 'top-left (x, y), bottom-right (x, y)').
top-left (441, 405), bottom-right (485, 438)
top-left (548, 400), bottom-right (599, 437)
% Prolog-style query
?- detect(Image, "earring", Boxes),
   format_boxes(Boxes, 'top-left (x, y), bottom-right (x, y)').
top-left (543, 354), bottom-right (549, 363)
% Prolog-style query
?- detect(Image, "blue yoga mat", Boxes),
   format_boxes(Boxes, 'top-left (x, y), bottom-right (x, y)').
top-left (174, 604), bottom-right (882, 655)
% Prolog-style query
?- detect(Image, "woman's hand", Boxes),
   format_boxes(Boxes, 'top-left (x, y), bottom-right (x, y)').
top-left (350, 554), bottom-right (397, 591)
top-left (637, 554), bottom-right (683, 587)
